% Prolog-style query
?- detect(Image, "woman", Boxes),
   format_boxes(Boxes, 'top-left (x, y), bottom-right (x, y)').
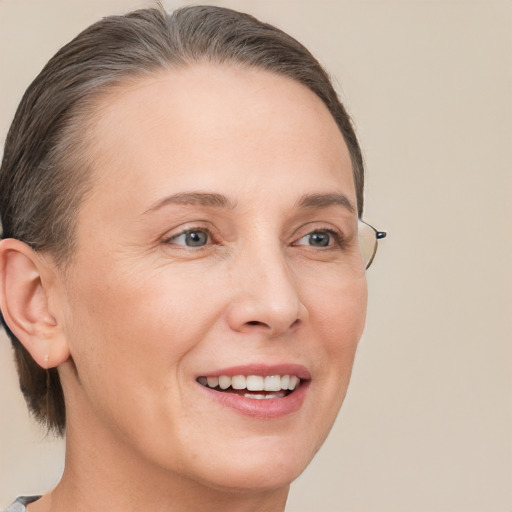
top-left (0, 6), bottom-right (385, 512)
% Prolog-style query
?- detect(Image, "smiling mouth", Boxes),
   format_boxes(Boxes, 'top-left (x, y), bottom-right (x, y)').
top-left (197, 374), bottom-right (301, 400)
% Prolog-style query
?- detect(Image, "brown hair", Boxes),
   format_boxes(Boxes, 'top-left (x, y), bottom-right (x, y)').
top-left (0, 5), bottom-right (365, 435)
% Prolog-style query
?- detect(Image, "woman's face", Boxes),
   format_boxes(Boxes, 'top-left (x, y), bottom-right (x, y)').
top-left (56, 64), bottom-right (367, 491)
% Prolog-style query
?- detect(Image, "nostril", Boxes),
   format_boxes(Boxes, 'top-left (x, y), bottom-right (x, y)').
top-left (245, 319), bottom-right (300, 332)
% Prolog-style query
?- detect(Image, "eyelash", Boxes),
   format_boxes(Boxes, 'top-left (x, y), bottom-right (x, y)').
top-left (163, 226), bottom-right (346, 250)
top-left (293, 228), bottom-right (345, 250)
top-left (163, 227), bottom-right (215, 248)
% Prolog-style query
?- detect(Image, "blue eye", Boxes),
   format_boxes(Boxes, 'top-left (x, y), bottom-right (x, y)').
top-left (169, 229), bottom-right (209, 247)
top-left (296, 230), bottom-right (334, 248)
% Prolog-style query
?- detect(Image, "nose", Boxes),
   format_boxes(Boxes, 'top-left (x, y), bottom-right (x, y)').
top-left (226, 245), bottom-right (308, 337)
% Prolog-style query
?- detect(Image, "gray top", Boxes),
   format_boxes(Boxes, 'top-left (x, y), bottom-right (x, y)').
top-left (3, 497), bottom-right (41, 512)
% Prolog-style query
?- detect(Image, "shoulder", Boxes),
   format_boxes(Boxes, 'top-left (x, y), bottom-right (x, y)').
top-left (3, 497), bottom-right (41, 512)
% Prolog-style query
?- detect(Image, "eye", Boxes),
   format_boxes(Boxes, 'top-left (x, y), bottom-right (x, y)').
top-left (167, 229), bottom-right (210, 247)
top-left (294, 229), bottom-right (339, 248)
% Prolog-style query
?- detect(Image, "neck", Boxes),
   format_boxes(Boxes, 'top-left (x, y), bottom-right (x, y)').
top-left (29, 404), bottom-right (289, 512)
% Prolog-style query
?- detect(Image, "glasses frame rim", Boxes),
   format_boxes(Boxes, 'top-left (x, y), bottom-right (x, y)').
top-left (358, 219), bottom-right (387, 270)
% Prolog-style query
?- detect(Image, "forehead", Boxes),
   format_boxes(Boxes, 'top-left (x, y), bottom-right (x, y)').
top-left (81, 63), bottom-right (354, 213)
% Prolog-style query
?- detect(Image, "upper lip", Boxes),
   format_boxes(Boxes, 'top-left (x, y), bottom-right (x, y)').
top-left (197, 363), bottom-right (311, 380)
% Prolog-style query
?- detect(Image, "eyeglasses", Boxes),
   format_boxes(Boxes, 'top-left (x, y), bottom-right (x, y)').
top-left (358, 219), bottom-right (387, 270)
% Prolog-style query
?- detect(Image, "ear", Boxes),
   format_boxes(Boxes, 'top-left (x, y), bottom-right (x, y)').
top-left (0, 238), bottom-right (70, 369)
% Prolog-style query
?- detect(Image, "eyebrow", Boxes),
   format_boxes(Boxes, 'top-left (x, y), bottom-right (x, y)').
top-left (144, 191), bottom-right (355, 215)
top-left (296, 193), bottom-right (355, 213)
top-left (144, 192), bottom-right (237, 214)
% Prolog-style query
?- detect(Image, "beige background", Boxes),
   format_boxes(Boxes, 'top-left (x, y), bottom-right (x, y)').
top-left (1, 0), bottom-right (511, 511)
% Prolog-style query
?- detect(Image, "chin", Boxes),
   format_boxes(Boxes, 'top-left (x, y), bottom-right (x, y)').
top-left (176, 430), bottom-right (323, 494)
top-left (197, 456), bottom-right (308, 494)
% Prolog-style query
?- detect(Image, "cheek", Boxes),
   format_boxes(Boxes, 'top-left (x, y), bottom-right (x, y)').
top-left (60, 265), bottom-right (223, 458)
top-left (305, 275), bottom-right (367, 439)
top-left (326, 277), bottom-right (367, 389)
top-left (310, 273), bottom-right (368, 352)
top-left (62, 262), bottom-right (226, 394)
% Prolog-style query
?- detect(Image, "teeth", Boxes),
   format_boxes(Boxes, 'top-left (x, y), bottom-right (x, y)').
top-left (231, 375), bottom-right (246, 389)
top-left (244, 392), bottom-right (287, 400)
top-left (207, 376), bottom-right (219, 388)
top-left (246, 375), bottom-right (264, 391)
top-left (264, 375), bottom-right (282, 392)
top-left (218, 375), bottom-right (231, 390)
top-left (198, 374), bottom-right (301, 392)
top-left (245, 393), bottom-right (266, 400)
top-left (266, 392), bottom-right (286, 399)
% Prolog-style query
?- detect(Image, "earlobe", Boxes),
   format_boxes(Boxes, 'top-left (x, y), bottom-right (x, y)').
top-left (0, 238), bottom-right (70, 369)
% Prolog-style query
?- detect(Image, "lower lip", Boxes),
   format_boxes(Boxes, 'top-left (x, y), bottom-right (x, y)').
top-left (198, 381), bottom-right (310, 419)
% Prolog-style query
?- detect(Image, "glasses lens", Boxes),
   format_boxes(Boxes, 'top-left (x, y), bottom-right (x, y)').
top-left (358, 220), bottom-right (378, 270)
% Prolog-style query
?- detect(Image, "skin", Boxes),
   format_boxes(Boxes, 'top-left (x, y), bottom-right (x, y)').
top-left (1, 64), bottom-right (367, 512)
